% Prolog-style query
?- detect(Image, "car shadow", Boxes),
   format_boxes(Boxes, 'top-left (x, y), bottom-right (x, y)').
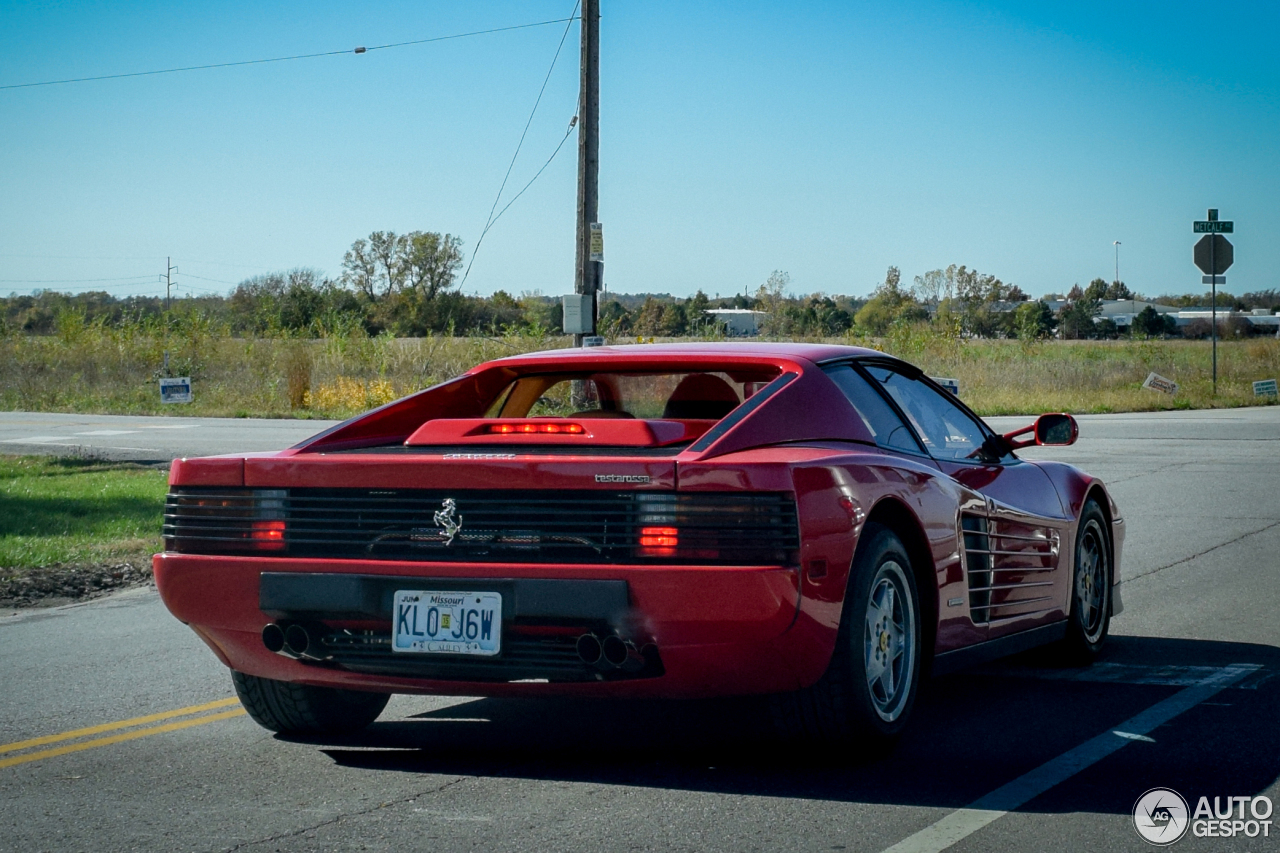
top-left (298, 635), bottom-right (1280, 816)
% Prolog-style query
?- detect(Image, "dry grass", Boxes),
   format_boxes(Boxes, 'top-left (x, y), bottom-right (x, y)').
top-left (1, 318), bottom-right (1278, 418)
top-left (0, 322), bottom-right (565, 419)
top-left (894, 337), bottom-right (1280, 415)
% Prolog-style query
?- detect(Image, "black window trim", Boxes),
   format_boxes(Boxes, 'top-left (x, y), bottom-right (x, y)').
top-left (819, 361), bottom-right (929, 459)
top-left (820, 356), bottom-right (1020, 467)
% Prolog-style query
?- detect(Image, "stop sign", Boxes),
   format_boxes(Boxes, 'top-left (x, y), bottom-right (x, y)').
top-left (1194, 234), bottom-right (1233, 275)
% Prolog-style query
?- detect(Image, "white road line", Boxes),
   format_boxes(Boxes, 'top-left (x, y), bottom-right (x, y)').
top-left (0, 436), bottom-right (76, 444)
top-left (138, 424), bottom-right (199, 429)
top-left (976, 661), bottom-right (1269, 689)
top-left (75, 430), bottom-right (137, 436)
top-left (880, 663), bottom-right (1261, 853)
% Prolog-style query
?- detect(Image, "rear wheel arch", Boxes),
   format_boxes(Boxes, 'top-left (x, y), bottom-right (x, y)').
top-left (861, 498), bottom-right (938, 670)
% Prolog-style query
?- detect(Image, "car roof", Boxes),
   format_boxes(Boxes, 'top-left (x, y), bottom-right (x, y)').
top-left (485, 341), bottom-right (885, 369)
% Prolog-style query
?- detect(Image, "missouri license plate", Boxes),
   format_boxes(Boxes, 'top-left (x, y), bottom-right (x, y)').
top-left (392, 590), bottom-right (502, 656)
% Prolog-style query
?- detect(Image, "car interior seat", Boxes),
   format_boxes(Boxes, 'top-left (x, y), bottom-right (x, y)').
top-left (662, 374), bottom-right (741, 420)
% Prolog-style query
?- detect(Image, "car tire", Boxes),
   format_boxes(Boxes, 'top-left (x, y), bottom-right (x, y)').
top-left (771, 522), bottom-right (922, 755)
top-left (231, 670), bottom-right (390, 735)
top-left (1060, 499), bottom-right (1112, 664)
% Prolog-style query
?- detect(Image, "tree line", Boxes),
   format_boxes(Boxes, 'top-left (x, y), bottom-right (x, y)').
top-left (4, 228), bottom-right (1278, 340)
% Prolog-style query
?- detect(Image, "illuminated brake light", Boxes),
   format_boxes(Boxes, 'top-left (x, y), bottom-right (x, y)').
top-left (252, 519), bottom-right (286, 551)
top-left (638, 526), bottom-right (679, 557)
top-left (487, 422), bottom-right (585, 435)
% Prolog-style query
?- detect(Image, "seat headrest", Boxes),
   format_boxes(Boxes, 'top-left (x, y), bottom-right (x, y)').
top-left (662, 374), bottom-right (740, 420)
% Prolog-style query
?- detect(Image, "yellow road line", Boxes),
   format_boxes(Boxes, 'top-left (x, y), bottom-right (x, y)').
top-left (0, 697), bottom-right (240, 755)
top-left (0, 708), bottom-right (246, 769)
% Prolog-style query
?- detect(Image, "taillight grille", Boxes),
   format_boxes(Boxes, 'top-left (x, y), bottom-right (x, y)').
top-left (163, 488), bottom-right (799, 565)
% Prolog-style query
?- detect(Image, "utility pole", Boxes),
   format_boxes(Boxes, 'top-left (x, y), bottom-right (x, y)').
top-left (573, 0), bottom-right (600, 346)
top-left (164, 257), bottom-right (177, 311)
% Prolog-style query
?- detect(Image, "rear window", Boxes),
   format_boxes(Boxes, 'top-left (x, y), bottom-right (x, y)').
top-left (487, 369), bottom-right (781, 421)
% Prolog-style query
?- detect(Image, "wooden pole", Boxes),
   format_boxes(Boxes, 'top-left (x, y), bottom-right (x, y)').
top-left (574, 0), bottom-right (600, 345)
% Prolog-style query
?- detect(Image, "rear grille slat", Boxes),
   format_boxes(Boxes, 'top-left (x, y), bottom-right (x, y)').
top-left (166, 488), bottom-right (799, 565)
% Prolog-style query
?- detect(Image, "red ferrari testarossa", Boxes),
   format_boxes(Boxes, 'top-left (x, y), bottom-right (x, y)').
top-left (156, 343), bottom-right (1122, 750)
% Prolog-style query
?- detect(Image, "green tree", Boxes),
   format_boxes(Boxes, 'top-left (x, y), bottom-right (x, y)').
top-left (1104, 280), bottom-right (1132, 300)
top-left (1059, 284), bottom-right (1101, 339)
top-left (403, 232), bottom-right (464, 301)
top-left (1132, 305), bottom-right (1166, 337)
top-left (1013, 300), bottom-right (1057, 340)
top-left (855, 267), bottom-right (926, 335)
top-left (633, 296), bottom-right (666, 336)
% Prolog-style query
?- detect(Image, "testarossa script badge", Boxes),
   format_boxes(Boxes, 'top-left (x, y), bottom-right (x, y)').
top-left (594, 474), bottom-right (651, 484)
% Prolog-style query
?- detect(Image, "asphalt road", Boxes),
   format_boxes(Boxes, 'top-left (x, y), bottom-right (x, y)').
top-left (2, 407), bottom-right (1279, 852)
top-left (0, 411), bottom-right (339, 463)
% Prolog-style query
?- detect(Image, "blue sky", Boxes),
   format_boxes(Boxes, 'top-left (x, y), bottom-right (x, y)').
top-left (2, 1), bottom-right (1277, 302)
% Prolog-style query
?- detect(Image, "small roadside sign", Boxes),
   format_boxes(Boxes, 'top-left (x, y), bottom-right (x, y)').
top-left (931, 377), bottom-right (960, 396)
top-left (589, 222), bottom-right (604, 263)
top-left (1201, 276), bottom-right (1227, 285)
top-left (1254, 379), bottom-right (1279, 398)
top-left (1142, 372), bottom-right (1178, 395)
top-left (159, 377), bottom-right (193, 404)
top-left (582, 335), bottom-right (605, 347)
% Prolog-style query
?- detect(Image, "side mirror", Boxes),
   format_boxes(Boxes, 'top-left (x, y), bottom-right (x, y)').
top-left (1002, 413), bottom-right (1078, 450)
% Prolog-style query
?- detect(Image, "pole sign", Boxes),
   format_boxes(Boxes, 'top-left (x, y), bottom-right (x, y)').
top-left (1195, 209), bottom-right (1233, 233)
top-left (1193, 234), bottom-right (1233, 275)
top-left (159, 377), bottom-right (193, 404)
top-left (589, 222), bottom-right (604, 263)
top-left (1193, 209), bottom-right (1235, 396)
top-left (1193, 220), bottom-right (1233, 233)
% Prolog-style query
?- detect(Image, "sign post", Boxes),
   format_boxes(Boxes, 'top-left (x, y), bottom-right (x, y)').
top-left (1192, 209), bottom-right (1235, 393)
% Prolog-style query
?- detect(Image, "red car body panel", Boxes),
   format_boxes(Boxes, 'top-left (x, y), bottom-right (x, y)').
top-left (155, 343), bottom-right (1123, 700)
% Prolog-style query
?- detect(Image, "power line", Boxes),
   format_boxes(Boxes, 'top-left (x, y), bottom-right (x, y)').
top-left (0, 275), bottom-right (155, 283)
top-left (181, 273), bottom-right (238, 285)
top-left (460, 1), bottom-right (580, 289)
top-left (486, 116), bottom-right (577, 232)
top-left (0, 17), bottom-right (578, 91)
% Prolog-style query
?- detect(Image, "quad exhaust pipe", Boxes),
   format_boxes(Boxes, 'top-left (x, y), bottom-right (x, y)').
top-left (576, 633), bottom-right (649, 672)
top-left (265, 621), bottom-right (652, 672)
top-left (262, 622), bottom-right (326, 661)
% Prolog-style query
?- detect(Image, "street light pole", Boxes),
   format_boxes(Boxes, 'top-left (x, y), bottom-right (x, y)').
top-left (1113, 241), bottom-right (1121, 287)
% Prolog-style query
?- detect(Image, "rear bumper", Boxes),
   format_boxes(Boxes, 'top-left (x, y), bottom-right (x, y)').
top-left (154, 553), bottom-right (808, 698)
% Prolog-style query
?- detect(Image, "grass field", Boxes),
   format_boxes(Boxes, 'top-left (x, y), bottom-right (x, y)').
top-left (0, 456), bottom-right (167, 572)
top-left (4, 323), bottom-right (1278, 418)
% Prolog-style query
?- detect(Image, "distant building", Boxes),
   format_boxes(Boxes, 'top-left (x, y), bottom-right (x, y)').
top-left (1173, 307), bottom-right (1280, 331)
top-left (1097, 299), bottom-right (1179, 329)
top-left (705, 308), bottom-right (767, 336)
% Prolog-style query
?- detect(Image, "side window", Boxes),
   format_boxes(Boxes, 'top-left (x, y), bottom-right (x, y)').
top-left (861, 364), bottom-right (993, 461)
top-left (824, 366), bottom-right (924, 454)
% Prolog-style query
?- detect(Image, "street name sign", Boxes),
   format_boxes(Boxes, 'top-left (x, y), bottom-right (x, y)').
top-left (1194, 220), bottom-right (1233, 233)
